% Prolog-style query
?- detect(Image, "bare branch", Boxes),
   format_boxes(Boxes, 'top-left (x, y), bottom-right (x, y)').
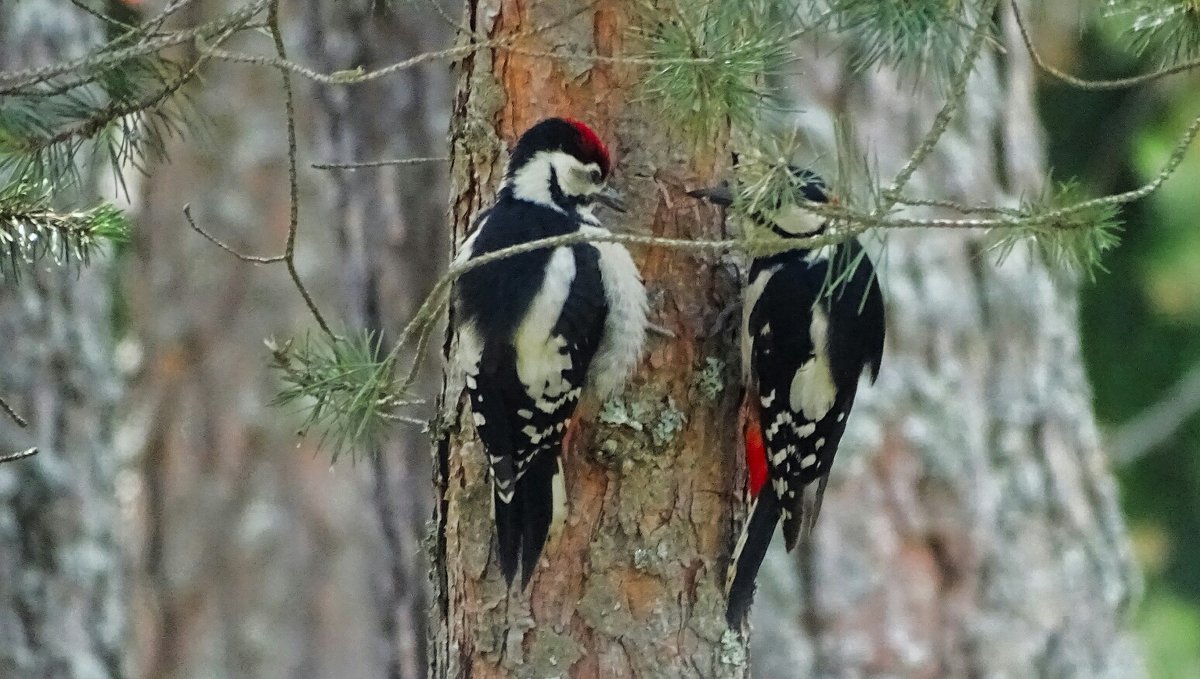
top-left (1110, 362), bottom-right (1200, 465)
top-left (0, 394), bottom-right (28, 427)
top-left (879, 0), bottom-right (1001, 208)
top-left (269, 0), bottom-right (333, 338)
top-left (183, 204), bottom-right (285, 263)
top-left (0, 0), bottom-right (268, 93)
top-left (313, 156), bottom-right (450, 170)
top-left (0, 448), bottom-right (38, 464)
top-left (1012, 0), bottom-right (1200, 91)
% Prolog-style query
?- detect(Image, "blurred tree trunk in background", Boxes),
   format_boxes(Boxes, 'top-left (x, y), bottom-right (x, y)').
top-left (0, 3), bottom-right (125, 678)
top-left (123, 2), bottom-right (447, 678)
top-left (431, 2), bottom-right (745, 677)
top-left (300, 1), bottom-right (450, 676)
top-left (749, 3), bottom-right (1144, 677)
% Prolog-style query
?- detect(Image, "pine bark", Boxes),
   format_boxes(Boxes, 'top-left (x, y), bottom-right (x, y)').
top-left (300, 1), bottom-right (451, 675)
top-left (431, 2), bottom-right (746, 677)
top-left (747, 3), bottom-right (1143, 677)
top-left (0, 3), bottom-right (125, 677)
top-left (124, 3), bottom-right (447, 677)
top-left (432, 1), bottom-right (1143, 677)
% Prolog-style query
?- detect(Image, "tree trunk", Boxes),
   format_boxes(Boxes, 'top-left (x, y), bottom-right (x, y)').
top-left (124, 3), bottom-right (440, 677)
top-left (431, 2), bottom-right (747, 678)
top-left (748, 3), bottom-right (1143, 677)
top-left (300, 1), bottom-right (451, 676)
top-left (0, 3), bottom-right (125, 678)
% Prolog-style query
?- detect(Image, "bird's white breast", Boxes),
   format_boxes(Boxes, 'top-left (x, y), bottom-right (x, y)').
top-left (581, 225), bottom-right (648, 399)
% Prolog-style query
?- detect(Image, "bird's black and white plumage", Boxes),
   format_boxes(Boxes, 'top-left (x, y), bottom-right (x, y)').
top-left (689, 169), bottom-right (886, 625)
top-left (453, 118), bottom-right (648, 587)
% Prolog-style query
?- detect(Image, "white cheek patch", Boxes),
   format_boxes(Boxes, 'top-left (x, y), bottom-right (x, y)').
top-left (550, 154), bottom-right (601, 198)
top-left (772, 204), bottom-right (826, 235)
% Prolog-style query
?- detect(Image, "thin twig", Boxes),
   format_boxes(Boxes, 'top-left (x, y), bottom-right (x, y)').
top-left (313, 156), bottom-right (450, 170)
top-left (199, 41), bottom-right (718, 86)
top-left (880, 0), bottom-right (1000, 208)
top-left (0, 448), bottom-right (38, 464)
top-left (269, 0), bottom-right (333, 337)
top-left (0, 0), bottom-right (268, 92)
top-left (1110, 361), bottom-right (1200, 465)
top-left (1012, 0), bottom-right (1200, 91)
top-left (21, 45), bottom-right (214, 156)
top-left (183, 204), bottom-right (285, 263)
top-left (896, 195), bottom-right (1024, 217)
top-left (0, 395), bottom-right (28, 427)
top-left (198, 40), bottom-right (496, 84)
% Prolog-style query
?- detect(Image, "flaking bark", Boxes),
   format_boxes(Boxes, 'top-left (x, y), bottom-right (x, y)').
top-left (431, 1), bottom-right (747, 677)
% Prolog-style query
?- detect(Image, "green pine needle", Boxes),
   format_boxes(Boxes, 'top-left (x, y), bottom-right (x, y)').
top-left (270, 332), bottom-right (418, 462)
top-left (0, 54), bottom-right (195, 190)
top-left (635, 0), bottom-right (797, 143)
top-left (1105, 0), bottom-right (1200, 66)
top-left (825, 0), bottom-right (988, 84)
top-left (986, 180), bottom-right (1122, 280)
top-left (0, 179), bottom-right (130, 281)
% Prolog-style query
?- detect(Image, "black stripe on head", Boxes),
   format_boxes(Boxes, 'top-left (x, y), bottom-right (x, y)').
top-left (508, 117), bottom-right (612, 177)
top-left (791, 168), bottom-right (830, 204)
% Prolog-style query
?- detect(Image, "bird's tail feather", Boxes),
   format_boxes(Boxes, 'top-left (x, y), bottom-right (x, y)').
top-left (726, 488), bottom-right (782, 626)
top-left (493, 485), bottom-right (521, 587)
top-left (517, 452), bottom-right (559, 588)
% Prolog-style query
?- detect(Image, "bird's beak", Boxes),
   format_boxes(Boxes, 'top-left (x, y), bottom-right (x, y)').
top-left (686, 182), bottom-right (735, 206)
top-left (596, 185), bottom-right (628, 213)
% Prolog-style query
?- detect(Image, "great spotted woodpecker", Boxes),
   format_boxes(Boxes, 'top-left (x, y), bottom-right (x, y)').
top-left (689, 169), bottom-right (885, 625)
top-left (453, 118), bottom-right (649, 587)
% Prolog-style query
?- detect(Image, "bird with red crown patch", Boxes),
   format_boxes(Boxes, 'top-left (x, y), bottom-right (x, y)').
top-left (453, 117), bottom-right (648, 588)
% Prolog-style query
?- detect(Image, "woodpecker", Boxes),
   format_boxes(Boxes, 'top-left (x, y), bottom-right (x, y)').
top-left (453, 118), bottom-right (649, 587)
top-left (689, 168), bottom-right (885, 625)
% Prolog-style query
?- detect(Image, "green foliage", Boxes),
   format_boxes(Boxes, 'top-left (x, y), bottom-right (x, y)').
top-left (269, 332), bottom-right (415, 462)
top-left (986, 180), bottom-right (1122, 280)
top-left (635, 0), bottom-right (796, 143)
top-left (0, 54), bottom-right (195, 191)
top-left (1105, 0), bottom-right (1200, 65)
top-left (0, 179), bottom-right (130, 281)
top-left (823, 0), bottom-right (989, 83)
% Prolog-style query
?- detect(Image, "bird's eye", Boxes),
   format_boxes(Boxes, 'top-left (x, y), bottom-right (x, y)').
top-left (589, 168), bottom-right (602, 184)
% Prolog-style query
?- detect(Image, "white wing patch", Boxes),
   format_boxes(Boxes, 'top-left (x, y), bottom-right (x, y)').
top-left (742, 266), bottom-right (780, 378)
top-left (788, 307), bottom-right (836, 419)
top-left (514, 247), bottom-right (577, 409)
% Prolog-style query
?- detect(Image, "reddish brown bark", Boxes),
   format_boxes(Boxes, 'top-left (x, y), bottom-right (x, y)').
top-left (432, 1), bottom-right (747, 677)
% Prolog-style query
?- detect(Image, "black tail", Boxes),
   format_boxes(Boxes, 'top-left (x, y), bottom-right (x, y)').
top-left (518, 452), bottom-right (557, 588)
top-left (492, 452), bottom-right (560, 588)
top-left (494, 486), bottom-right (521, 586)
top-left (726, 488), bottom-right (782, 626)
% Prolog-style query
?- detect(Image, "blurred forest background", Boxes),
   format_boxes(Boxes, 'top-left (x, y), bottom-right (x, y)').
top-left (1, 0), bottom-right (1199, 677)
top-left (1045, 12), bottom-right (1200, 679)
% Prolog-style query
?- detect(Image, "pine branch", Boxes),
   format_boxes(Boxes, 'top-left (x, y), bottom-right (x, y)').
top-left (0, 0), bottom-right (269, 93)
top-left (825, 0), bottom-right (993, 84)
top-left (268, 333), bottom-right (424, 462)
top-left (0, 180), bottom-right (130, 281)
top-left (634, 0), bottom-right (797, 142)
top-left (0, 448), bottom-right (38, 465)
top-left (1013, 0), bottom-right (1200, 90)
top-left (985, 180), bottom-right (1121, 280)
top-left (0, 54), bottom-right (201, 189)
top-left (1105, 0), bottom-right (1200, 66)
